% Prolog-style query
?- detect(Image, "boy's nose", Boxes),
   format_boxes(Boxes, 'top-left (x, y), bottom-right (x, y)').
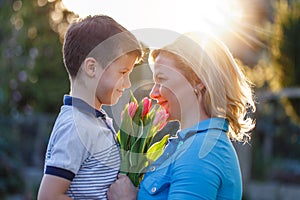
top-left (123, 76), bottom-right (131, 89)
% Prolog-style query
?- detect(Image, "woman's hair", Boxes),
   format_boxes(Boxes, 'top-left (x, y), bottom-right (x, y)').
top-left (63, 15), bottom-right (142, 79)
top-left (150, 33), bottom-right (256, 142)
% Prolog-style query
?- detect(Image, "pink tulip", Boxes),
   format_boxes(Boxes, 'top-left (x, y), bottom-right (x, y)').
top-left (142, 98), bottom-right (152, 118)
top-left (128, 102), bottom-right (138, 118)
top-left (153, 109), bottom-right (169, 130)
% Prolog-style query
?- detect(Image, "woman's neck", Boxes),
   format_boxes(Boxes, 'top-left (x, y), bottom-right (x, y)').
top-left (180, 108), bottom-right (209, 130)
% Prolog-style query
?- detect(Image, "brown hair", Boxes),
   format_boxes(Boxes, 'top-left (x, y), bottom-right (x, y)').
top-left (63, 15), bottom-right (142, 79)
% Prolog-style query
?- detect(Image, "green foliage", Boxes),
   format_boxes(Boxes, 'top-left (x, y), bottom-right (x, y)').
top-left (270, 0), bottom-right (300, 120)
top-left (243, 0), bottom-right (300, 184)
top-left (0, 119), bottom-right (25, 198)
top-left (147, 134), bottom-right (169, 162)
top-left (0, 1), bottom-right (72, 197)
top-left (0, 0), bottom-right (69, 116)
top-left (250, 0), bottom-right (300, 122)
top-left (273, 0), bottom-right (300, 88)
top-left (250, 0), bottom-right (300, 90)
top-left (251, 97), bottom-right (300, 183)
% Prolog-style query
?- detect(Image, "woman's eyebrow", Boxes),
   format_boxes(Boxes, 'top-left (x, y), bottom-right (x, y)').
top-left (154, 72), bottom-right (166, 80)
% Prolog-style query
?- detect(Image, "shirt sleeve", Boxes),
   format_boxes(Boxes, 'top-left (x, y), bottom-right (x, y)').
top-left (44, 115), bottom-right (89, 181)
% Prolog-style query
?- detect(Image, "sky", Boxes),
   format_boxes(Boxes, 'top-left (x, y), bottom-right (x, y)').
top-left (61, 0), bottom-right (245, 47)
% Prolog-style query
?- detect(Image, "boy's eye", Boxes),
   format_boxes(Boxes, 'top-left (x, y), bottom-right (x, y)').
top-left (120, 68), bottom-right (131, 75)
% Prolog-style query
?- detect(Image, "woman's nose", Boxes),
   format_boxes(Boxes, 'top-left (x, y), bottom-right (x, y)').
top-left (150, 83), bottom-right (160, 99)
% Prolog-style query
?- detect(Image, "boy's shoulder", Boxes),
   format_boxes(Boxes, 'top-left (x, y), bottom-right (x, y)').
top-left (55, 104), bottom-right (103, 129)
top-left (51, 105), bottom-right (115, 151)
top-left (55, 103), bottom-right (112, 134)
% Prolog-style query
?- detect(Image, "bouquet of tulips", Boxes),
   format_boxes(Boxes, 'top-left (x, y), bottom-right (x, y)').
top-left (117, 92), bottom-right (170, 187)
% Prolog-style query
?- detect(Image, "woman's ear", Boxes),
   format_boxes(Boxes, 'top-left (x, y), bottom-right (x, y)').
top-left (83, 57), bottom-right (97, 77)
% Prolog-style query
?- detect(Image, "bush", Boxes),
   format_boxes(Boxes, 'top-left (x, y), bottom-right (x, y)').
top-left (0, 117), bottom-right (25, 198)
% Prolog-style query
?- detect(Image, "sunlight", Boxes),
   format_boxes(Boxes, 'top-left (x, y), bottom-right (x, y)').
top-left (61, 0), bottom-right (244, 38)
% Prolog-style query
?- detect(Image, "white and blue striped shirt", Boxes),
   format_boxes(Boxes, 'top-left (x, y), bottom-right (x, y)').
top-left (44, 96), bottom-right (120, 199)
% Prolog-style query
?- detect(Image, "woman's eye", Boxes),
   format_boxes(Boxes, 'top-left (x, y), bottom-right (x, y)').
top-left (156, 77), bottom-right (165, 82)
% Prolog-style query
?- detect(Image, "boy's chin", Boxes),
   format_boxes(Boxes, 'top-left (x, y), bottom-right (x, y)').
top-left (108, 97), bottom-right (120, 106)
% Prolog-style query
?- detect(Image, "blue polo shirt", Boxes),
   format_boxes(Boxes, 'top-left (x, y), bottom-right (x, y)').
top-left (138, 118), bottom-right (242, 200)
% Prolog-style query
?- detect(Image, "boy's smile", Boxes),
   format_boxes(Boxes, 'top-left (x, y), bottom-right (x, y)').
top-left (96, 53), bottom-right (137, 106)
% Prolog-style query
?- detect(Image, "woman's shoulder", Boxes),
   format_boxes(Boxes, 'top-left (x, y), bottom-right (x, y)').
top-left (174, 130), bottom-right (234, 163)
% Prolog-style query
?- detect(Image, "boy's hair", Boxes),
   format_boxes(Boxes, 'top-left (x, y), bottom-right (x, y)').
top-left (63, 15), bottom-right (142, 79)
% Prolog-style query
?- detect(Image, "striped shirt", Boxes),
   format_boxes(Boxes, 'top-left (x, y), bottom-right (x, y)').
top-left (44, 95), bottom-right (120, 199)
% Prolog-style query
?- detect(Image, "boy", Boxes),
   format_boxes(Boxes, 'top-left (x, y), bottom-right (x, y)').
top-left (38, 15), bottom-right (142, 199)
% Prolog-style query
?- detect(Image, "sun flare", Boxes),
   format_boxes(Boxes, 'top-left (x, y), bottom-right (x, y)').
top-left (62, 0), bottom-right (244, 37)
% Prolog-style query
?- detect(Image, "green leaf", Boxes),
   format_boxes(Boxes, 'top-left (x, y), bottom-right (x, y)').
top-left (119, 149), bottom-right (130, 174)
top-left (129, 90), bottom-right (138, 104)
top-left (147, 134), bottom-right (170, 163)
top-left (118, 107), bottom-right (134, 151)
top-left (127, 172), bottom-right (142, 187)
top-left (132, 100), bottom-right (143, 126)
top-left (129, 120), bottom-right (144, 167)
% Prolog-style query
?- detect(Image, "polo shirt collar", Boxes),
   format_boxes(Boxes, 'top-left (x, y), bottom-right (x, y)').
top-left (177, 118), bottom-right (228, 141)
top-left (63, 95), bottom-right (106, 119)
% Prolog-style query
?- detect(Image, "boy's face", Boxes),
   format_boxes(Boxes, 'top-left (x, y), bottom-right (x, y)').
top-left (96, 54), bottom-right (137, 105)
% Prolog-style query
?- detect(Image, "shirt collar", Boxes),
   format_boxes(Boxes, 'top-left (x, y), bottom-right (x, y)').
top-left (63, 95), bottom-right (106, 119)
top-left (177, 118), bottom-right (228, 141)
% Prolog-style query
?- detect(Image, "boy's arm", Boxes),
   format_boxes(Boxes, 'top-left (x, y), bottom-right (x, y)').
top-left (38, 174), bottom-right (72, 200)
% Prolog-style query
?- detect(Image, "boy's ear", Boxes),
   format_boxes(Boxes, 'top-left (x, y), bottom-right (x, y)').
top-left (83, 57), bottom-right (97, 77)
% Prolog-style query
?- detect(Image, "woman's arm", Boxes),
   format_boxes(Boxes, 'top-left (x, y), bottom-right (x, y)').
top-left (37, 174), bottom-right (72, 200)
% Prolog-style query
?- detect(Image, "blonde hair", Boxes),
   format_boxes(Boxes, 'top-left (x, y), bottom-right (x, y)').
top-left (151, 33), bottom-right (256, 142)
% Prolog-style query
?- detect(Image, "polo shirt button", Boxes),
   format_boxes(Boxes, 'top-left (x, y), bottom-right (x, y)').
top-left (166, 153), bottom-right (170, 158)
top-left (151, 187), bottom-right (157, 193)
top-left (150, 166), bottom-right (156, 172)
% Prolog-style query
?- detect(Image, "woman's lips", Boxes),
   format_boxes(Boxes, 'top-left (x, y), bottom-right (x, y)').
top-left (158, 100), bottom-right (168, 109)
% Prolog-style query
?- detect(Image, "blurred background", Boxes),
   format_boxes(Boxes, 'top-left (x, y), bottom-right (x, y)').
top-left (0, 0), bottom-right (299, 199)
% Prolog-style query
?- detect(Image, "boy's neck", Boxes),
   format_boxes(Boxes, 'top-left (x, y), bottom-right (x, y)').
top-left (70, 81), bottom-right (102, 111)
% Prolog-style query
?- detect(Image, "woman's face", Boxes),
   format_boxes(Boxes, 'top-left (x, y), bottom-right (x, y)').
top-left (150, 54), bottom-right (197, 121)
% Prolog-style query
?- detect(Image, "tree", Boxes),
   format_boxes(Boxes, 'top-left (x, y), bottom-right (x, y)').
top-left (0, 0), bottom-right (75, 116)
top-left (249, 0), bottom-right (300, 184)
top-left (269, 0), bottom-right (300, 122)
top-left (250, 0), bottom-right (300, 123)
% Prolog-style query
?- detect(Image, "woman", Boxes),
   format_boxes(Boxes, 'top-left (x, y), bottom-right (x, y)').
top-left (107, 33), bottom-right (256, 200)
